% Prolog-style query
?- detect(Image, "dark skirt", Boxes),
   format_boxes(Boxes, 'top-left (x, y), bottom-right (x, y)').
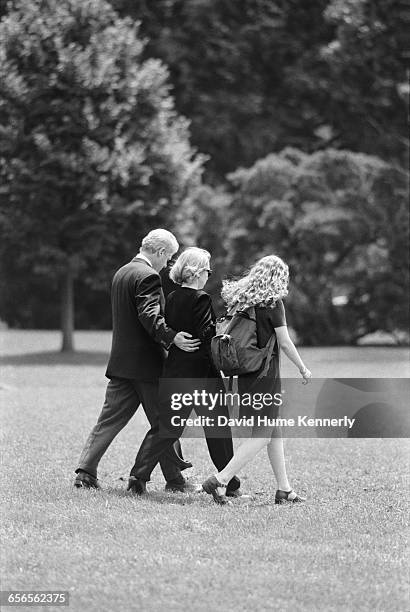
top-left (164, 344), bottom-right (218, 379)
top-left (238, 354), bottom-right (281, 433)
top-left (159, 347), bottom-right (228, 438)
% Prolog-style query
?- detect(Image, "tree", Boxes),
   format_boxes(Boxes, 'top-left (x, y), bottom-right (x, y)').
top-left (111, 0), bottom-right (333, 181)
top-left (180, 184), bottom-right (232, 315)
top-left (221, 148), bottom-right (408, 344)
top-left (317, 0), bottom-right (408, 167)
top-left (110, 0), bottom-right (407, 181)
top-left (0, 0), bottom-right (203, 350)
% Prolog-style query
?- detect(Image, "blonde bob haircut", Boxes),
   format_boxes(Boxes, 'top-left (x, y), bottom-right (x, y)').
top-left (170, 247), bottom-right (211, 285)
top-left (221, 255), bottom-right (289, 310)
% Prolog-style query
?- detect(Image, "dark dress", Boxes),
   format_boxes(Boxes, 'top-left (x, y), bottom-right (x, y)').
top-left (238, 300), bottom-right (287, 423)
top-left (163, 287), bottom-right (220, 379)
top-left (130, 286), bottom-right (240, 492)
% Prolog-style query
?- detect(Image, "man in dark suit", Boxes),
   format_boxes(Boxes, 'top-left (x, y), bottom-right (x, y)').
top-left (74, 229), bottom-right (200, 492)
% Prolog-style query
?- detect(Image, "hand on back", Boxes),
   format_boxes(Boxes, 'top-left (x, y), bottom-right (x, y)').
top-left (173, 331), bottom-right (201, 352)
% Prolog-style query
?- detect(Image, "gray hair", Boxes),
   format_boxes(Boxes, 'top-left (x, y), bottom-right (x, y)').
top-left (141, 229), bottom-right (179, 255)
top-left (170, 247), bottom-right (211, 284)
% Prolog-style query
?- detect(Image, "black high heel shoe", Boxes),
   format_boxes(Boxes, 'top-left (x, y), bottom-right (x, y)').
top-left (74, 470), bottom-right (101, 489)
top-left (275, 489), bottom-right (306, 504)
top-left (202, 475), bottom-right (232, 505)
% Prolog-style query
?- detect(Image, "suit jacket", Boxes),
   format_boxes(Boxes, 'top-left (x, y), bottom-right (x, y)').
top-left (105, 257), bottom-right (177, 380)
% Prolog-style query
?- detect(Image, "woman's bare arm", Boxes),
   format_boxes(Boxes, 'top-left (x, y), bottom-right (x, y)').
top-left (275, 325), bottom-right (312, 382)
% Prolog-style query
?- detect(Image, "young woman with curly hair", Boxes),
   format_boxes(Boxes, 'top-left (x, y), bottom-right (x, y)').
top-left (202, 255), bottom-right (312, 505)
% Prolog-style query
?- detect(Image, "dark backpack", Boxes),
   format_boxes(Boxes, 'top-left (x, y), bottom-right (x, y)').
top-left (211, 306), bottom-right (277, 381)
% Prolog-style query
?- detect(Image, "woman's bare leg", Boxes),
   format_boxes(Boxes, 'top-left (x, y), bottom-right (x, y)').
top-left (216, 426), bottom-right (291, 492)
top-left (216, 437), bottom-right (269, 485)
top-left (267, 434), bottom-right (291, 491)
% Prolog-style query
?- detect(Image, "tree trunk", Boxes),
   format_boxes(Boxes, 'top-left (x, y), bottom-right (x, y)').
top-left (61, 264), bottom-right (75, 352)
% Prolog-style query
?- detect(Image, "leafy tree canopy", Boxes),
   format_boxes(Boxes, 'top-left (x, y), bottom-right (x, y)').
top-left (217, 148), bottom-right (408, 344)
top-left (111, 0), bottom-right (407, 180)
top-left (0, 0), bottom-right (204, 346)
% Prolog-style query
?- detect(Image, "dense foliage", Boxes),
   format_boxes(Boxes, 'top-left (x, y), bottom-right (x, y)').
top-left (0, 0), bottom-right (408, 345)
top-left (219, 148), bottom-right (409, 344)
top-left (0, 0), bottom-right (203, 347)
top-left (112, 0), bottom-right (408, 180)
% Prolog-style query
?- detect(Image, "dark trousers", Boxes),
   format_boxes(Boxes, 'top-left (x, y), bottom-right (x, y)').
top-left (129, 397), bottom-right (240, 492)
top-left (76, 377), bottom-right (187, 482)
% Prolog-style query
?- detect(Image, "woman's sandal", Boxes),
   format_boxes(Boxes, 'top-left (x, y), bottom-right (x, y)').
top-left (275, 489), bottom-right (306, 504)
top-left (202, 475), bottom-right (232, 505)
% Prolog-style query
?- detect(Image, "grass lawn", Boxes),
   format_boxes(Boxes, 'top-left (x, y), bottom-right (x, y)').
top-left (0, 331), bottom-right (409, 611)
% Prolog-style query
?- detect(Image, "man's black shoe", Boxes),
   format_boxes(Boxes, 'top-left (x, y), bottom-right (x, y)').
top-left (165, 478), bottom-right (199, 493)
top-left (175, 458), bottom-right (193, 470)
top-left (127, 476), bottom-right (147, 495)
top-left (202, 475), bottom-right (232, 505)
top-left (171, 444), bottom-right (193, 471)
top-left (74, 470), bottom-right (101, 490)
top-left (226, 488), bottom-right (252, 500)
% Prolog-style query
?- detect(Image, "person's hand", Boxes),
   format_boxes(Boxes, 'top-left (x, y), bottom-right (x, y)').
top-left (299, 366), bottom-right (312, 384)
top-left (173, 331), bottom-right (201, 352)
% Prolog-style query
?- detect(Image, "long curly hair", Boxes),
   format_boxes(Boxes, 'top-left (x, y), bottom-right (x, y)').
top-left (222, 255), bottom-right (289, 310)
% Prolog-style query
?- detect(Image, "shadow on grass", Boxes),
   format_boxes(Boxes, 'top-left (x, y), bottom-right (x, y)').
top-left (0, 351), bottom-right (109, 366)
top-left (103, 485), bottom-right (203, 506)
top-left (98, 484), bottom-right (272, 508)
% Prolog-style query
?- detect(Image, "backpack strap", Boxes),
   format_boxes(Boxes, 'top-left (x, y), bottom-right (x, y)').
top-left (245, 334), bottom-right (277, 390)
top-left (225, 304), bottom-right (256, 334)
top-left (255, 334), bottom-right (277, 381)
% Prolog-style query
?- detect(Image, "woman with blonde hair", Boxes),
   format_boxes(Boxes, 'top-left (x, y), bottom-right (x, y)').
top-left (202, 255), bottom-right (312, 504)
top-left (129, 247), bottom-right (241, 496)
